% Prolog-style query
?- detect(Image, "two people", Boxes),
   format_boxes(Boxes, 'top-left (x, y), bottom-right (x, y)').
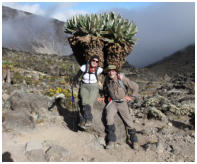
top-left (72, 55), bottom-right (139, 150)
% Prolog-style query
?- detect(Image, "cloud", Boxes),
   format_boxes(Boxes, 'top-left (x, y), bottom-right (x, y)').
top-left (2, 5), bottom-right (72, 56)
top-left (45, 3), bottom-right (89, 21)
top-left (3, 2), bottom-right (88, 22)
top-left (2, 2), bottom-right (45, 15)
top-left (2, 2), bottom-right (195, 67)
top-left (112, 2), bottom-right (195, 67)
top-left (51, 9), bottom-right (88, 22)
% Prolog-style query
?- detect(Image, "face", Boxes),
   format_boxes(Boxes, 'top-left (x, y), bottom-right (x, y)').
top-left (90, 58), bottom-right (99, 67)
top-left (108, 70), bottom-right (117, 79)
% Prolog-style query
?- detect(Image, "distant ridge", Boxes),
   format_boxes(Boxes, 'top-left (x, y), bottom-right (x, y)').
top-left (2, 6), bottom-right (72, 56)
top-left (146, 45), bottom-right (195, 76)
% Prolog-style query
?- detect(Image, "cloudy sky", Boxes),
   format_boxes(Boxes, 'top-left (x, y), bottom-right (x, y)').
top-left (2, 1), bottom-right (195, 67)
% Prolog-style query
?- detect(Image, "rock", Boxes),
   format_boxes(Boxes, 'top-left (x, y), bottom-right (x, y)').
top-left (25, 141), bottom-right (46, 162)
top-left (31, 71), bottom-right (40, 81)
top-left (91, 101), bottom-right (127, 143)
top-left (3, 90), bottom-right (58, 132)
top-left (3, 112), bottom-right (35, 132)
top-left (163, 74), bottom-right (171, 81)
top-left (2, 93), bottom-right (9, 101)
top-left (147, 107), bottom-right (167, 122)
top-left (42, 140), bottom-right (68, 162)
top-left (167, 122), bottom-right (173, 127)
top-left (25, 141), bottom-right (43, 152)
top-left (168, 104), bottom-right (180, 115)
top-left (89, 157), bottom-right (96, 162)
top-left (156, 142), bottom-right (164, 153)
top-left (96, 136), bottom-right (106, 146)
top-left (44, 145), bottom-right (68, 162)
top-left (142, 142), bottom-right (158, 151)
top-left (25, 140), bottom-right (68, 162)
top-left (26, 149), bottom-right (46, 162)
top-left (90, 135), bottom-right (106, 149)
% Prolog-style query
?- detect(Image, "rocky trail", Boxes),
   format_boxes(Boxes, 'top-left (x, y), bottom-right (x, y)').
top-left (3, 114), bottom-right (195, 162)
top-left (2, 47), bottom-right (195, 162)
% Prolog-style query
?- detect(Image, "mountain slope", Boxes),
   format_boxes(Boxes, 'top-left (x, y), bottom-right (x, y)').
top-left (2, 6), bottom-right (71, 56)
top-left (146, 45), bottom-right (195, 76)
top-left (2, 47), bottom-right (195, 162)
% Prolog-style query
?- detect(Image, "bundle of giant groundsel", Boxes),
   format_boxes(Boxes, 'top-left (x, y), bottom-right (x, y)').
top-left (64, 12), bottom-right (138, 70)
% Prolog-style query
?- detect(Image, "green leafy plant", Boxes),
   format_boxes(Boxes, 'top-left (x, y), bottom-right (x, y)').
top-left (64, 11), bottom-right (138, 45)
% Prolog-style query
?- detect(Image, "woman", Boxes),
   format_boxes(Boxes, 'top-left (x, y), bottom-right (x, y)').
top-left (72, 55), bottom-right (103, 129)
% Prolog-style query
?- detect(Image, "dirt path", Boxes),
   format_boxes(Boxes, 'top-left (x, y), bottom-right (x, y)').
top-left (2, 124), bottom-right (165, 162)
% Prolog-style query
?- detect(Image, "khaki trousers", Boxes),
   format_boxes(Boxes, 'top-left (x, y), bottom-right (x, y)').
top-left (106, 101), bottom-right (133, 128)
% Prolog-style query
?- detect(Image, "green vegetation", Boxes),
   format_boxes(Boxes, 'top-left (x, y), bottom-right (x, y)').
top-left (65, 11), bottom-right (138, 45)
top-left (2, 60), bottom-right (14, 70)
top-left (64, 12), bottom-right (138, 69)
top-left (45, 87), bottom-right (78, 109)
top-left (12, 71), bottom-right (24, 84)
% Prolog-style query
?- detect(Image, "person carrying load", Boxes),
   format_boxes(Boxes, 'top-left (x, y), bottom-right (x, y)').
top-left (71, 55), bottom-right (103, 129)
top-left (97, 65), bottom-right (139, 150)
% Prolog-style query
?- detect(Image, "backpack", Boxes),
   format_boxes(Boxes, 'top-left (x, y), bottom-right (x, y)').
top-left (118, 78), bottom-right (128, 93)
top-left (82, 62), bottom-right (98, 82)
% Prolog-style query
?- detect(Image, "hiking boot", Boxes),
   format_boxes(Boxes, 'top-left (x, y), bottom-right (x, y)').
top-left (132, 142), bottom-right (139, 151)
top-left (85, 120), bottom-right (92, 127)
top-left (105, 141), bottom-right (115, 149)
top-left (126, 138), bottom-right (139, 150)
top-left (79, 122), bottom-right (86, 129)
top-left (127, 128), bottom-right (139, 150)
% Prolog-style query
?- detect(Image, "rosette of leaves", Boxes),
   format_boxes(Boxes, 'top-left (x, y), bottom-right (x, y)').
top-left (64, 11), bottom-right (138, 68)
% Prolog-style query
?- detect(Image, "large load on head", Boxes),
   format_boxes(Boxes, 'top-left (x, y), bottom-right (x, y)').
top-left (64, 12), bottom-right (138, 71)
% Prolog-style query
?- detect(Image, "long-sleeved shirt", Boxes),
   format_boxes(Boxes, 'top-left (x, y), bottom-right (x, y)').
top-left (104, 75), bottom-right (139, 100)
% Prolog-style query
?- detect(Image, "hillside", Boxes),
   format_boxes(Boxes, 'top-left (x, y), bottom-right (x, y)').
top-left (2, 4), bottom-right (195, 163)
top-left (147, 45), bottom-right (195, 77)
top-left (2, 6), bottom-right (71, 56)
top-left (2, 47), bottom-right (195, 162)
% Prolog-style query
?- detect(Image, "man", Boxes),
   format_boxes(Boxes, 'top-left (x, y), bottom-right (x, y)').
top-left (97, 65), bottom-right (139, 150)
top-left (72, 55), bottom-right (103, 129)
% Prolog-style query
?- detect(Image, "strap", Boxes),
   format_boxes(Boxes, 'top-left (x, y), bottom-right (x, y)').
top-left (95, 68), bottom-right (98, 81)
top-left (118, 79), bottom-right (127, 93)
top-left (85, 63), bottom-right (89, 73)
top-left (81, 63), bottom-right (90, 84)
top-left (105, 100), bottom-right (113, 109)
top-left (82, 62), bottom-right (98, 83)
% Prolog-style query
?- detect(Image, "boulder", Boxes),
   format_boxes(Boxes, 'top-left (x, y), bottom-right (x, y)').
top-left (3, 90), bottom-right (57, 132)
top-left (44, 144), bottom-right (68, 162)
top-left (51, 96), bottom-right (130, 144)
top-left (25, 140), bottom-right (68, 162)
top-left (25, 141), bottom-right (46, 162)
top-left (147, 107), bottom-right (168, 122)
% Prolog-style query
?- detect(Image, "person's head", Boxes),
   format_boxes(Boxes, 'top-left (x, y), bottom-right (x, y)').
top-left (89, 55), bottom-right (100, 68)
top-left (105, 65), bottom-right (118, 80)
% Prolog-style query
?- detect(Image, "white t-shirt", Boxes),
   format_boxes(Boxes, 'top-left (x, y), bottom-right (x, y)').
top-left (80, 64), bottom-right (103, 84)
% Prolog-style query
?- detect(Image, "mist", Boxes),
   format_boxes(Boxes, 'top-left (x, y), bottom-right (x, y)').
top-left (2, 6), bottom-right (72, 56)
top-left (2, 3), bottom-right (195, 67)
top-left (114, 2), bottom-right (195, 67)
